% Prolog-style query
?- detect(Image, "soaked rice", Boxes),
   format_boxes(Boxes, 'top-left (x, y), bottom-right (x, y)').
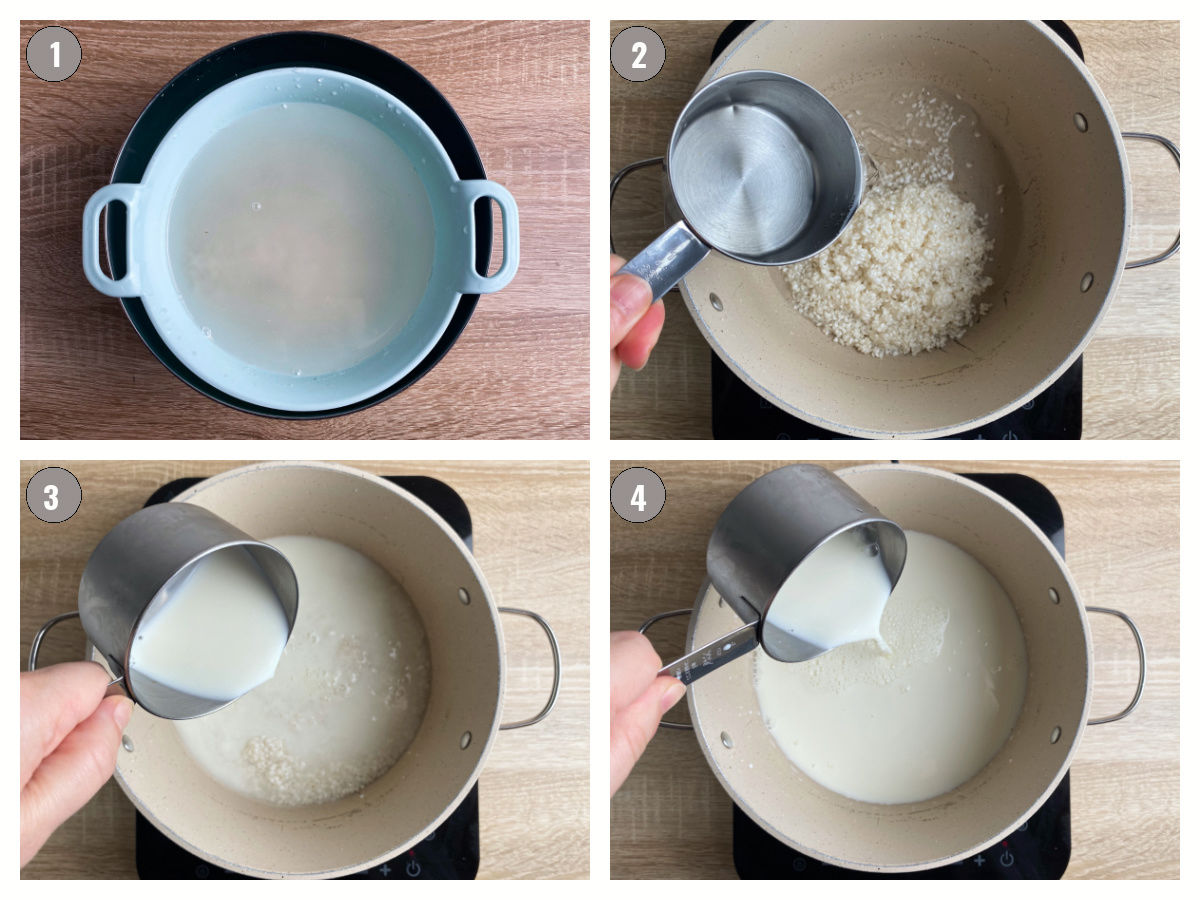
top-left (783, 89), bottom-right (994, 357)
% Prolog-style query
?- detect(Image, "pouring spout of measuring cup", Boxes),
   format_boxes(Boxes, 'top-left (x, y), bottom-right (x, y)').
top-left (617, 220), bottom-right (711, 303)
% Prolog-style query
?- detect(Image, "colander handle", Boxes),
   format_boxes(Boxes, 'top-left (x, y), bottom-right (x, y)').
top-left (498, 607), bottom-right (561, 730)
top-left (1122, 132), bottom-right (1180, 269)
top-left (458, 180), bottom-right (520, 295)
top-left (82, 182), bottom-right (141, 297)
top-left (1085, 606), bottom-right (1147, 725)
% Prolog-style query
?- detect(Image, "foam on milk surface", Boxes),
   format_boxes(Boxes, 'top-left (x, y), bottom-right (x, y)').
top-left (129, 546), bottom-right (289, 702)
top-left (167, 102), bottom-right (435, 376)
top-left (175, 535), bottom-right (432, 806)
top-left (755, 531), bottom-right (1027, 804)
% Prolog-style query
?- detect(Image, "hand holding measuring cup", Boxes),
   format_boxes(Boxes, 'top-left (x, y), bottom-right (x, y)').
top-left (610, 255), bottom-right (663, 391)
top-left (20, 662), bottom-right (133, 867)
top-left (610, 631), bottom-right (685, 795)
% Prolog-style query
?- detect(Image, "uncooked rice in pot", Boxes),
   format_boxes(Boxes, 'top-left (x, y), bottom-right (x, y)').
top-left (782, 182), bottom-right (993, 357)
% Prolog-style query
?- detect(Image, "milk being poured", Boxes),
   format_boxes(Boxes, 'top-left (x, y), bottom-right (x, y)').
top-left (129, 546), bottom-right (290, 702)
top-left (175, 535), bottom-right (432, 807)
top-left (761, 527), bottom-right (894, 657)
top-left (755, 531), bottom-right (1028, 804)
top-left (167, 102), bottom-right (435, 376)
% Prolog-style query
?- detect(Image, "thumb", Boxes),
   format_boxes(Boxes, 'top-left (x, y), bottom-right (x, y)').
top-left (610, 272), bottom-right (654, 350)
top-left (610, 676), bottom-right (686, 796)
top-left (21, 695), bottom-right (131, 867)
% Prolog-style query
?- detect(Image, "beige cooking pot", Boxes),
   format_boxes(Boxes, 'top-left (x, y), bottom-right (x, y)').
top-left (617, 21), bottom-right (1179, 437)
top-left (648, 464), bottom-right (1145, 871)
top-left (92, 461), bottom-right (560, 878)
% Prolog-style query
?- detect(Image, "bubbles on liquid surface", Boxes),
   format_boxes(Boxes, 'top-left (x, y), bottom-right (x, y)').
top-left (201, 326), bottom-right (213, 340)
top-left (251, 202), bottom-right (263, 212)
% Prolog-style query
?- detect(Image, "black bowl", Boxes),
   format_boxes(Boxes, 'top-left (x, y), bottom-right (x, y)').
top-left (104, 31), bottom-right (491, 419)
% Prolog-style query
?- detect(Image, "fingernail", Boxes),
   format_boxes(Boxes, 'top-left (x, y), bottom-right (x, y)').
top-left (611, 273), bottom-right (652, 317)
top-left (661, 680), bottom-right (687, 713)
top-left (112, 697), bottom-right (133, 730)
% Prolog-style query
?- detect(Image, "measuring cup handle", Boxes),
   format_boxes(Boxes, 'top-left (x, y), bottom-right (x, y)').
top-left (458, 180), bottom-right (520, 295)
top-left (638, 609), bottom-right (694, 731)
top-left (617, 220), bottom-right (711, 303)
top-left (1121, 132), bottom-right (1179, 269)
top-left (82, 183), bottom-right (141, 297)
top-left (498, 607), bottom-right (561, 730)
top-left (1085, 606), bottom-right (1147, 725)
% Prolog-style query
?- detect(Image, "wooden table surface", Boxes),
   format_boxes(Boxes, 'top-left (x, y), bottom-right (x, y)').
top-left (20, 460), bottom-right (589, 879)
top-left (20, 21), bottom-right (589, 439)
top-left (610, 21), bottom-right (1180, 440)
top-left (610, 460), bottom-right (1179, 879)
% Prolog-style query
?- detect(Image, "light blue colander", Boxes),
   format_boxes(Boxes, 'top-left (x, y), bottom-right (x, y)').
top-left (83, 67), bottom-right (518, 412)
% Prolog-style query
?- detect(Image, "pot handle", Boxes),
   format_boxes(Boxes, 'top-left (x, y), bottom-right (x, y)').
top-left (1085, 605), bottom-right (1147, 725)
top-left (497, 607), bottom-right (561, 730)
top-left (610, 157), bottom-right (711, 302)
top-left (638, 608), bottom-right (695, 731)
top-left (458, 180), bottom-right (520, 295)
top-left (82, 182), bottom-right (141, 297)
top-left (28, 611), bottom-right (82, 671)
top-left (1122, 132), bottom-right (1180, 269)
top-left (609, 156), bottom-right (664, 255)
top-left (28, 610), bottom-right (127, 693)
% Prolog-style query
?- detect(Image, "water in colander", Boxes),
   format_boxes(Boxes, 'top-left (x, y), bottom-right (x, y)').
top-left (167, 102), bottom-right (435, 377)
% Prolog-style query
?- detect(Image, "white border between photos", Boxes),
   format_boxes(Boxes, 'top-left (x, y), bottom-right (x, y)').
top-left (11, 0), bottom-right (1192, 889)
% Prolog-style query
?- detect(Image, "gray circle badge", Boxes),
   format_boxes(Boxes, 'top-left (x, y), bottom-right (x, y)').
top-left (27, 26), bottom-right (82, 82)
top-left (27, 467), bottom-right (83, 523)
top-left (611, 26), bottom-right (665, 82)
top-left (611, 467), bottom-right (666, 523)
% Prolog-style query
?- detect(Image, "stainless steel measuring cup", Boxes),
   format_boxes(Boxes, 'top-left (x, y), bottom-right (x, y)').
top-left (641, 465), bottom-right (906, 684)
top-left (28, 503), bottom-right (299, 719)
top-left (613, 70), bottom-right (863, 301)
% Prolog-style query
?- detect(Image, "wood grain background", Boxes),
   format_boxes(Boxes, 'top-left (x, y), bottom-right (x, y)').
top-left (20, 21), bottom-right (589, 439)
top-left (610, 21), bottom-right (1180, 439)
top-left (20, 460), bottom-right (589, 879)
top-left (610, 460), bottom-right (1179, 879)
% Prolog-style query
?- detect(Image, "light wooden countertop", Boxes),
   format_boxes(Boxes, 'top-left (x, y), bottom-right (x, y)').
top-left (610, 21), bottom-right (1180, 439)
top-left (21, 460), bottom-right (589, 879)
top-left (20, 20), bottom-right (589, 439)
top-left (610, 460), bottom-right (1179, 879)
